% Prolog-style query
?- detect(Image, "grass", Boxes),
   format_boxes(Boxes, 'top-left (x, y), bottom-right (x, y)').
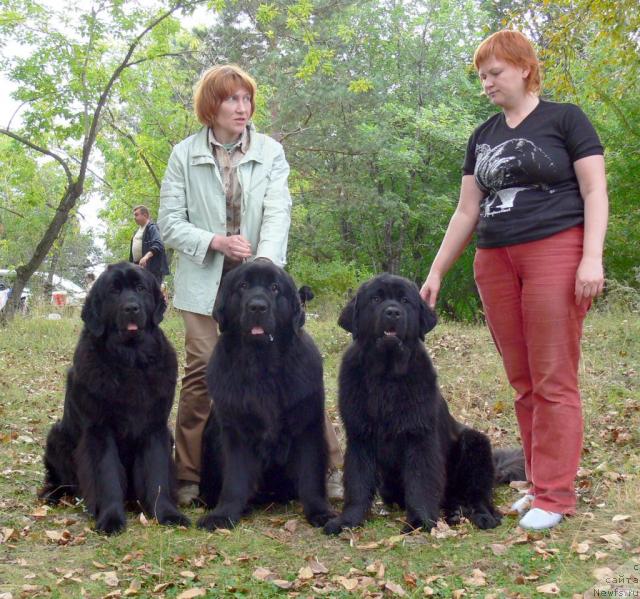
top-left (0, 300), bottom-right (638, 598)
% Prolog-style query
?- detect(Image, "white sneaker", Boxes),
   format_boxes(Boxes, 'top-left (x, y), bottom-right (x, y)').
top-left (510, 493), bottom-right (534, 514)
top-left (326, 470), bottom-right (344, 501)
top-left (519, 507), bottom-right (563, 530)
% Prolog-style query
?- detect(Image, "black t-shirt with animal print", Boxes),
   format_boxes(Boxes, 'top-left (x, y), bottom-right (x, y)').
top-left (462, 99), bottom-right (603, 248)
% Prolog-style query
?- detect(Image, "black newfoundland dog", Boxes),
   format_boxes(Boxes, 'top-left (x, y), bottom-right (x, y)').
top-left (39, 262), bottom-right (189, 535)
top-left (197, 260), bottom-right (334, 531)
top-left (324, 273), bottom-right (503, 535)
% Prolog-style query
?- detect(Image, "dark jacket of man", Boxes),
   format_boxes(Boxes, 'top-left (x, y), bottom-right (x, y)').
top-left (129, 221), bottom-right (170, 278)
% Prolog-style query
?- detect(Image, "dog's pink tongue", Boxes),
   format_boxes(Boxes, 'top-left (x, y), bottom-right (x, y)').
top-left (251, 326), bottom-right (264, 335)
top-left (127, 323), bottom-right (139, 331)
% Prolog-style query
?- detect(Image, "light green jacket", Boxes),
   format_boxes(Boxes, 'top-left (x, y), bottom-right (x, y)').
top-left (158, 125), bottom-right (291, 315)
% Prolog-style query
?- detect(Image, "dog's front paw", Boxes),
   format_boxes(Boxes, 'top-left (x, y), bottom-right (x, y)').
top-left (158, 509), bottom-right (191, 528)
top-left (197, 512), bottom-right (238, 531)
top-left (323, 516), bottom-right (346, 535)
top-left (470, 510), bottom-right (502, 530)
top-left (95, 506), bottom-right (126, 535)
top-left (307, 509), bottom-right (336, 528)
top-left (403, 513), bottom-right (437, 534)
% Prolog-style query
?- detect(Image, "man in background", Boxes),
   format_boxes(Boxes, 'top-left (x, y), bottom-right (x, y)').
top-left (129, 205), bottom-right (170, 285)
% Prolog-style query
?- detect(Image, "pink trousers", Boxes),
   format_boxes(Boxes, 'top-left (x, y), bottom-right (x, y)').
top-left (474, 226), bottom-right (590, 514)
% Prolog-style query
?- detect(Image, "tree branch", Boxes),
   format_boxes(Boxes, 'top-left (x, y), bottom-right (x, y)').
top-left (0, 205), bottom-right (26, 218)
top-left (103, 112), bottom-right (162, 189)
top-left (0, 128), bottom-right (73, 186)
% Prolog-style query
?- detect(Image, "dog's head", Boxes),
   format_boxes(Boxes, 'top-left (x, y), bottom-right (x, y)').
top-left (81, 262), bottom-right (166, 339)
top-left (213, 260), bottom-right (304, 343)
top-left (338, 273), bottom-right (437, 346)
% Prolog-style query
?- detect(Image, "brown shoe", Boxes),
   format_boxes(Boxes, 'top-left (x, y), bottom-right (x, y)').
top-left (177, 481), bottom-right (200, 507)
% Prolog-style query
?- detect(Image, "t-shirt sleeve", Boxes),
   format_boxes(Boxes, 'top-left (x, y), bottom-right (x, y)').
top-left (563, 104), bottom-right (604, 161)
top-left (462, 129), bottom-right (478, 175)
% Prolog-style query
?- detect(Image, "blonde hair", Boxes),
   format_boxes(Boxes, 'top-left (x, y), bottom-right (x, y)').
top-left (193, 64), bottom-right (257, 126)
top-left (473, 30), bottom-right (542, 94)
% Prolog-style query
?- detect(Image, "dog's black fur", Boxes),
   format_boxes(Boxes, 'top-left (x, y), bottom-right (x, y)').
top-left (39, 262), bottom-right (189, 535)
top-left (324, 273), bottom-right (502, 535)
top-left (197, 260), bottom-right (334, 531)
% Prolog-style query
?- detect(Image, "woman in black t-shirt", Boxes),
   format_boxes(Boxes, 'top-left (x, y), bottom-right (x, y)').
top-left (420, 30), bottom-right (608, 530)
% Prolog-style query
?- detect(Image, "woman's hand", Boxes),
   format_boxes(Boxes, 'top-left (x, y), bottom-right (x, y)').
top-left (420, 272), bottom-right (442, 309)
top-left (574, 256), bottom-right (604, 305)
top-left (211, 234), bottom-right (252, 260)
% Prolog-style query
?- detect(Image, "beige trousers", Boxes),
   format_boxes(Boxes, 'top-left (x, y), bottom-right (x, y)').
top-left (175, 310), bottom-right (343, 483)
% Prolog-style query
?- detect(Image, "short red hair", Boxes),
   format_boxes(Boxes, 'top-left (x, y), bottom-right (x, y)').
top-left (193, 64), bottom-right (257, 127)
top-left (473, 30), bottom-right (541, 94)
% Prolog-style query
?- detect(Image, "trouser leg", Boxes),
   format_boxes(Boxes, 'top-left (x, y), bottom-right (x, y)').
top-left (324, 412), bottom-right (343, 470)
top-left (175, 311), bottom-right (218, 484)
top-left (474, 247), bottom-right (534, 481)
top-left (475, 227), bottom-right (588, 514)
top-left (517, 227), bottom-right (588, 514)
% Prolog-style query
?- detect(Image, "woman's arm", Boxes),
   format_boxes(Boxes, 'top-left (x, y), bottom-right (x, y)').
top-left (573, 154), bottom-right (608, 305)
top-left (158, 147), bottom-right (216, 265)
top-left (420, 175), bottom-right (484, 307)
top-left (255, 145), bottom-right (292, 267)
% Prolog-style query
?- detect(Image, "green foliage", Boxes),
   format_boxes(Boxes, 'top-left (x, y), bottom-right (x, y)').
top-left (508, 0), bottom-right (640, 290)
top-left (2, 0), bottom-right (638, 320)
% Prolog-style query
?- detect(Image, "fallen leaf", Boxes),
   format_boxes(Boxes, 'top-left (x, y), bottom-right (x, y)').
top-left (334, 576), bottom-right (359, 591)
top-left (124, 578), bottom-right (141, 596)
top-left (600, 533), bottom-right (624, 548)
top-left (252, 567), bottom-right (274, 581)
top-left (308, 559), bottom-right (328, 574)
top-left (384, 534), bottom-right (406, 547)
top-left (403, 572), bottom-right (417, 588)
top-left (572, 541), bottom-right (590, 554)
top-left (30, 506), bottom-right (50, 519)
top-left (490, 543), bottom-right (508, 556)
top-left (104, 572), bottom-right (119, 588)
top-left (176, 590), bottom-right (206, 599)
top-left (284, 519), bottom-right (298, 533)
top-left (536, 582), bottom-right (560, 595)
top-left (384, 581), bottom-right (406, 596)
top-left (272, 580), bottom-right (293, 589)
top-left (451, 590), bottom-right (466, 599)
top-left (356, 541), bottom-right (380, 550)
top-left (152, 582), bottom-right (173, 593)
top-left (595, 551), bottom-right (609, 561)
top-left (0, 528), bottom-right (17, 543)
top-left (423, 586), bottom-right (434, 596)
top-left (298, 566), bottom-right (314, 580)
top-left (464, 568), bottom-right (487, 586)
top-left (612, 514), bottom-right (631, 523)
top-left (366, 561), bottom-right (385, 578)
top-left (180, 571), bottom-right (196, 580)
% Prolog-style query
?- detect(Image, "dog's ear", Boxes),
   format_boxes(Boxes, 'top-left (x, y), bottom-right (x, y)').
top-left (284, 274), bottom-right (305, 332)
top-left (81, 268), bottom-right (108, 337)
top-left (419, 299), bottom-right (437, 338)
top-left (212, 270), bottom-right (236, 332)
top-left (298, 285), bottom-right (314, 307)
top-left (149, 273), bottom-right (166, 326)
top-left (338, 295), bottom-right (357, 337)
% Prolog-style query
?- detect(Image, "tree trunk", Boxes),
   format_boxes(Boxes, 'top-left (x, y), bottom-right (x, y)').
top-left (3, 181), bottom-right (83, 320)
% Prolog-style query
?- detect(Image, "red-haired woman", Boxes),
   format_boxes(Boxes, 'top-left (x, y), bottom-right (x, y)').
top-left (420, 31), bottom-right (608, 530)
top-left (159, 65), bottom-right (343, 505)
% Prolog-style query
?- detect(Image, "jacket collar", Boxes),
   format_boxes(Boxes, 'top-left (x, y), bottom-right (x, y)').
top-left (190, 123), bottom-right (265, 166)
